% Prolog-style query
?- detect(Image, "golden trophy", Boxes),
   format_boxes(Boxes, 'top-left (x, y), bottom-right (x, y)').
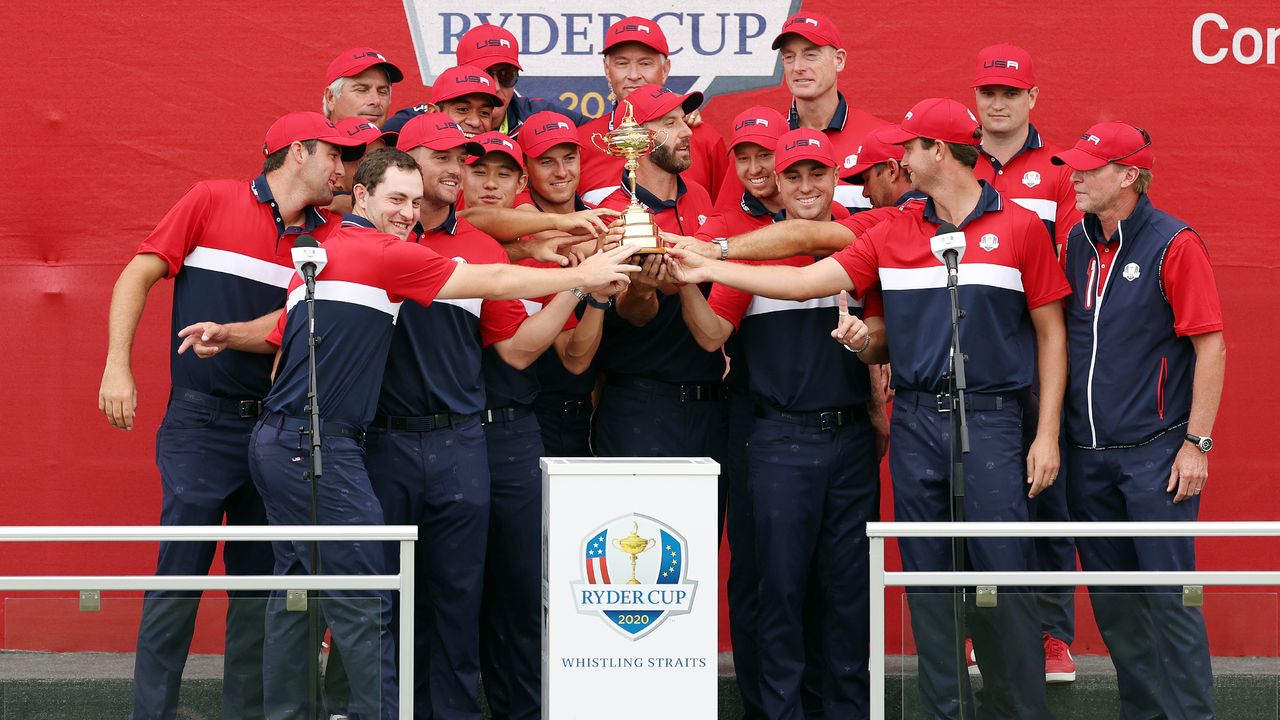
top-left (591, 100), bottom-right (667, 253)
top-left (612, 521), bottom-right (656, 585)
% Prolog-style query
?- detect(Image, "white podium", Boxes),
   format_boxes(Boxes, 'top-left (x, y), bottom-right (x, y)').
top-left (541, 457), bottom-right (720, 719)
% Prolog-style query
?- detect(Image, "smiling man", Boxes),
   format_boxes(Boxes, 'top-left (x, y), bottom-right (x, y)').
top-left (464, 131), bottom-right (528, 208)
top-left (431, 64), bottom-right (503, 138)
top-left (323, 47), bottom-right (404, 127)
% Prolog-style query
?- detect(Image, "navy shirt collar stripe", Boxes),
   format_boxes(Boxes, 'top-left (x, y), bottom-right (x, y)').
top-left (979, 124), bottom-right (1043, 172)
top-left (251, 174), bottom-right (329, 238)
top-left (621, 170), bottom-right (687, 211)
top-left (739, 191), bottom-right (774, 217)
top-left (788, 92), bottom-right (849, 132)
top-left (922, 180), bottom-right (1003, 229)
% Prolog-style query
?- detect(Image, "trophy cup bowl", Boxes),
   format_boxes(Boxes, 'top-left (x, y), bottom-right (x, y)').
top-left (612, 521), bottom-right (657, 585)
top-left (591, 100), bottom-right (667, 254)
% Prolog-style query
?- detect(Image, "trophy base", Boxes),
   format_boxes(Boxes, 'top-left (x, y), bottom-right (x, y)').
top-left (619, 208), bottom-right (665, 254)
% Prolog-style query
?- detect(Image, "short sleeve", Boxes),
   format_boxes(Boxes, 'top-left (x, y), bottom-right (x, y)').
top-left (707, 279), bottom-right (753, 333)
top-left (862, 287), bottom-right (884, 319)
top-left (135, 182), bottom-right (212, 278)
top-left (1018, 218), bottom-right (1072, 309)
top-left (831, 223), bottom-right (884, 299)
top-left (481, 298), bottom-right (530, 347)
top-left (1162, 230), bottom-right (1224, 337)
top-left (266, 303), bottom-right (287, 348)
top-left (694, 212), bottom-right (730, 242)
top-left (381, 240), bottom-right (458, 305)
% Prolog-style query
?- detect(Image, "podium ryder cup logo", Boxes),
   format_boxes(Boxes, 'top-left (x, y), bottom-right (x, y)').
top-left (572, 513), bottom-right (698, 640)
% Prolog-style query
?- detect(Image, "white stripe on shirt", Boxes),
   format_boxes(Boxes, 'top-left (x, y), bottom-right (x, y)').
top-left (878, 263), bottom-right (1025, 292)
top-left (286, 281), bottom-right (403, 321)
top-left (184, 247), bottom-right (295, 289)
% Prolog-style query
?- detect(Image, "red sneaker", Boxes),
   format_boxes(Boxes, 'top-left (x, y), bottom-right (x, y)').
top-left (1043, 632), bottom-right (1076, 683)
top-left (965, 637), bottom-right (979, 676)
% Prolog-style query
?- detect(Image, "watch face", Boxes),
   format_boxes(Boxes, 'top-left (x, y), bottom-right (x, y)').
top-left (1199, 437), bottom-right (1213, 452)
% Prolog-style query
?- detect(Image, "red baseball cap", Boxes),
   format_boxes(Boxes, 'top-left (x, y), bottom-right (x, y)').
top-left (1051, 121), bottom-right (1154, 171)
top-left (611, 84), bottom-right (702, 126)
top-left (772, 12), bottom-right (843, 50)
top-left (325, 47), bottom-right (404, 86)
top-left (841, 124), bottom-right (906, 180)
top-left (397, 112), bottom-right (485, 156)
top-left (603, 16), bottom-right (669, 55)
top-left (470, 131), bottom-right (525, 170)
top-left (263, 112), bottom-right (366, 156)
top-left (430, 65), bottom-right (502, 106)
top-left (335, 116), bottom-right (398, 149)
top-left (880, 98), bottom-right (983, 146)
top-left (971, 43), bottom-right (1035, 89)
top-left (457, 24), bottom-right (523, 71)
top-left (729, 107), bottom-right (786, 152)
top-left (518, 111), bottom-right (581, 158)
top-left (774, 128), bottom-right (836, 173)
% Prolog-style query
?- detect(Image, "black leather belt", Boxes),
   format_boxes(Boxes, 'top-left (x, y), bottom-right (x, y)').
top-left (372, 413), bottom-right (478, 432)
top-left (606, 375), bottom-right (725, 403)
top-left (259, 411), bottom-right (365, 441)
top-left (755, 404), bottom-right (865, 430)
top-left (895, 389), bottom-right (1025, 413)
top-left (174, 387), bottom-right (262, 419)
top-left (481, 404), bottom-right (535, 424)
top-left (534, 394), bottom-right (592, 416)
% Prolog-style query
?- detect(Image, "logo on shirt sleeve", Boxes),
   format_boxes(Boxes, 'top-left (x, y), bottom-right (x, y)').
top-left (1021, 171), bottom-right (1041, 188)
top-left (979, 233), bottom-right (1000, 251)
top-left (1122, 262), bottom-right (1141, 281)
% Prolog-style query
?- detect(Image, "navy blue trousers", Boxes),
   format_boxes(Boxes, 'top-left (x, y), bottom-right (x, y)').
top-left (131, 393), bottom-right (272, 720)
top-left (479, 412), bottom-right (544, 720)
top-left (534, 394), bottom-right (592, 457)
top-left (890, 394), bottom-right (1050, 720)
top-left (592, 381), bottom-right (727, 460)
top-left (724, 388), bottom-right (765, 719)
top-left (1022, 391), bottom-right (1077, 643)
top-left (366, 418), bottom-right (490, 720)
top-left (249, 413), bottom-right (397, 720)
top-left (1067, 429), bottom-right (1213, 720)
top-left (751, 414), bottom-right (879, 720)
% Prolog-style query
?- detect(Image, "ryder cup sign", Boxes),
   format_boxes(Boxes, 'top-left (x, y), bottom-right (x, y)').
top-left (402, 1), bottom-right (801, 117)
top-left (542, 458), bottom-right (719, 719)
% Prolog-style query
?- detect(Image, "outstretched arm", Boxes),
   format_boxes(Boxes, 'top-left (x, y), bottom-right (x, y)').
top-left (665, 248), bottom-right (855, 302)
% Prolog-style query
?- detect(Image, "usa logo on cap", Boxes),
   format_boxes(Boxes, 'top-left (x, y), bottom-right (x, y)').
top-left (735, 117), bottom-right (770, 130)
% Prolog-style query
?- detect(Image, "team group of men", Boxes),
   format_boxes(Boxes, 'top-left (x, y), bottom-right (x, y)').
top-left (98, 10), bottom-right (1225, 720)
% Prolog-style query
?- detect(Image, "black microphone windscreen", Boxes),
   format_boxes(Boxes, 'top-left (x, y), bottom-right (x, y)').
top-left (935, 223), bottom-right (959, 236)
top-left (294, 234), bottom-right (319, 249)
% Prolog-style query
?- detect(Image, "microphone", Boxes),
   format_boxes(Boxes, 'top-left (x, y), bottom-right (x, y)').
top-left (291, 234), bottom-right (327, 288)
top-left (930, 223), bottom-right (966, 286)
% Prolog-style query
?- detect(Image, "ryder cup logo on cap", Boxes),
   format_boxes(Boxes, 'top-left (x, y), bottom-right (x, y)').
top-left (573, 513), bottom-right (698, 640)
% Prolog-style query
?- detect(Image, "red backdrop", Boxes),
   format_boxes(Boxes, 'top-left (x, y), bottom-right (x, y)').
top-left (1, 0), bottom-right (1278, 657)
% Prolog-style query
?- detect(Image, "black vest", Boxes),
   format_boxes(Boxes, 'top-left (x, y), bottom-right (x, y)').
top-left (1063, 195), bottom-right (1202, 447)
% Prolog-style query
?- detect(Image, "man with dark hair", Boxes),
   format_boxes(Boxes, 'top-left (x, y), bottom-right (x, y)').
top-left (431, 65), bottom-right (503, 138)
top-left (323, 47), bottom-right (404, 127)
top-left (666, 98), bottom-right (1069, 719)
top-left (181, 145), bottom-right (640, 719)
top-left (1052, 122), bottom-right (1223, 720)
top-left (455, 23), bottom-right (588, 136)
top-left (97, 111), bottom-right (363, 720)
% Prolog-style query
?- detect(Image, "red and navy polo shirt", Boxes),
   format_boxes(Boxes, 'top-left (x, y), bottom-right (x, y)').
top-left (696, 190), bottom-right (776, 241)
top-left (136, 174), bottom-right (336, 400)
top-left (264, 216), bottom-right (457, 425)
top-left (597, 174), bottom-right (724, 383)
top-left (377, 206), bottom-right (529, 417)
top-left (708, 207), bottom-right (872, 412)
top-left (832, 181), bottom-right (1070, 393)
top-left (974, 124), bottom-right (1082, 254)
top-left (578, 112), bottom-right (729, 206)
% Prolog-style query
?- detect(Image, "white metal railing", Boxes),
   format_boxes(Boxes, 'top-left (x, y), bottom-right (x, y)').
top-left (0, 525), bottom-right (416, 717)
top-left (867, 521), bottom-right (1280, 720)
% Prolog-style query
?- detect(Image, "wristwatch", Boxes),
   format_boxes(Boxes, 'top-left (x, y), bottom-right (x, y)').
top-left (1185, 433), bottom-right (1213, 453)
top-left (571, 288), bottom-right (613, 310)
top-left (713, 237), bottom-right (729, 260)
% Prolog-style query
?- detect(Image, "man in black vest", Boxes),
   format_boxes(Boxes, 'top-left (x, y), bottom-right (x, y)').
top-left (1053, 121), bottom-right (1225, 720)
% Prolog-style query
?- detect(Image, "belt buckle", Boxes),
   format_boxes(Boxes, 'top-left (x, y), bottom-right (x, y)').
top-left (482, 409), bottom-right (496, 424)
top-left (936, 394), bottom-right (952, 413)
top-left (238, 400), bottom-right (260, 419)
top-left (818, 411), bottom-right (836, 431)
top-left (679, 386), bottom-right (692, 403)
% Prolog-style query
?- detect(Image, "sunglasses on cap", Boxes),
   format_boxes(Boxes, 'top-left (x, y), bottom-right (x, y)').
top-left (486, 65), bottom-right (520, 89)
top-left (1107, 126), bottom-right (1151, 164)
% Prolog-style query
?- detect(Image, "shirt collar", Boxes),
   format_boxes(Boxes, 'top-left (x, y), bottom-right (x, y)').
top-left (341, 213), bottom-right (377, 230)
top-left (894, 189), bottom-right (928, 206)
top-left (979, 124), bottom-right (1044, 172)
top-left (788, 92), bottom-right (849, 132)
top-left (922, 180), bottom-right (1004, 229)
top-left (739, 191), bottom-right (775, 217)
top-left (251, 173), bottom-right (329, 237)
top-left (530, 193), bottom-right (590, 213)
top-left (1083, 193), bottom-right (1154, 245)
top-left (622, 170), bottom-right (686, 211)
top-left (414, 204), bottom-right (461, 239)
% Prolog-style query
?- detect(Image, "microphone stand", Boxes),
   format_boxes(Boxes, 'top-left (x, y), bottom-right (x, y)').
top-left (944, 252), bottom-right (972, 717)
top-left (302, 267), bottom-right (324, 720)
